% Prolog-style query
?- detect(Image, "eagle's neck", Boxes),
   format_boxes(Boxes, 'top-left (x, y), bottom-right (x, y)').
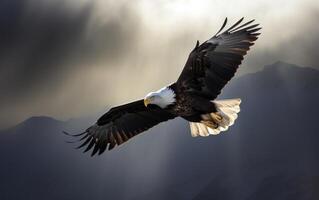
top-left (155, 86), bottom-right (176, 108)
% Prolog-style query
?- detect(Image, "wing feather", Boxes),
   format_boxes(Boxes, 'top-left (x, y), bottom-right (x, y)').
top-left (177, 18), bottom-right (261, 99)
top-left (214, 17), bottom-right (228, 36)
top-left (67, 99), bottom-right (175, 155)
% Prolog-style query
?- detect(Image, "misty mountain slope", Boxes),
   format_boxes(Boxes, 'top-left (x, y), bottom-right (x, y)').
top-left (0, 114), bottom-right (189, 200)
top-left (0, 61), bottom-right (319, 200)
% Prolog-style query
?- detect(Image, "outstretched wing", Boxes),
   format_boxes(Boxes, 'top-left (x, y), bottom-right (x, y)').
top-left (177, 18), bottom-right (261, 99)
top-left (65, 100), bottom-right (176, 156)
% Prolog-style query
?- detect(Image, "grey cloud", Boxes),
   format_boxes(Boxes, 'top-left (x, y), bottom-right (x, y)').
top-left (241, 9), bottom-right (319, 74)
top-left (0, 0), bottom-right (140, 104)
top-left (0, 0), bottom-right (143, 127)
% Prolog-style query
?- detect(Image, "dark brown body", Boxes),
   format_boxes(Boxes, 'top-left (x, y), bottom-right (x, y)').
top-left (168, 83), bottom-right (217, 122)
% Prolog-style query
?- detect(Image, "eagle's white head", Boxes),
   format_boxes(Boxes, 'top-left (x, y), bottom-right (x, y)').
top-left (144, 86), bottom-right (176, 109)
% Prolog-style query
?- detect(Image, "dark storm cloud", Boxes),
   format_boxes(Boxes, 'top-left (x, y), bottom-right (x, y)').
top-left (0, 0), bottom-right (140, 104)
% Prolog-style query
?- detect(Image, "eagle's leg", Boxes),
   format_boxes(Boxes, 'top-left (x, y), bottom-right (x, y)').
top-left (201, 112), bottom-right (222, 129)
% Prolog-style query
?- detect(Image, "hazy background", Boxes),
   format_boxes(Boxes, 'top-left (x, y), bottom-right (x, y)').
top-left (1, 0), bottom-right (319, 128)
top-left (1, 1), bottom-right (319, 199)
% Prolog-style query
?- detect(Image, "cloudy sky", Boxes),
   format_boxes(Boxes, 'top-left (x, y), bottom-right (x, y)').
top-left (1, 0), bottom-right (318, 128)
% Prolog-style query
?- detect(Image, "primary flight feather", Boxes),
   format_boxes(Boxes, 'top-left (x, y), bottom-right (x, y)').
top-left (65, 18), bottom-right (261, 156)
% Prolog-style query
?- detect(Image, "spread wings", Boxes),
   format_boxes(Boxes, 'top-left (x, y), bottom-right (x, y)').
top-left (65, 100), bottom-right (175, 156)
top-left (177, 18), bottom-right (261, 99)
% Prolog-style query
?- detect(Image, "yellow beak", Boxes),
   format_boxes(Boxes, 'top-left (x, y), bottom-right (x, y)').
top-left (144, 98), bottom-right (151, 107)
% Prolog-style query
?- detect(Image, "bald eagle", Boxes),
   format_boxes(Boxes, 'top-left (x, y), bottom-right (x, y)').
top-left (65, 18), bottom-right (261, 156)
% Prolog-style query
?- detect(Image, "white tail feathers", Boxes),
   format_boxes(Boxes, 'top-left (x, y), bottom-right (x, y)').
top-left (190, 98), bottom-right (241, 137)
